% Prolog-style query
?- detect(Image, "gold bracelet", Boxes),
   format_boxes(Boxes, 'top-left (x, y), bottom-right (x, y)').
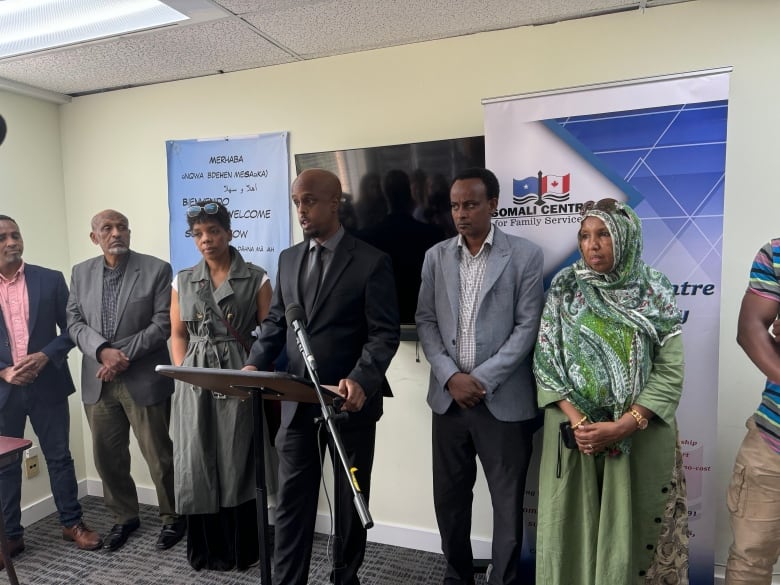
top-left (629, 408), bottom-right (649, 430)
top-left (572, 415), bottom-right (588, 430)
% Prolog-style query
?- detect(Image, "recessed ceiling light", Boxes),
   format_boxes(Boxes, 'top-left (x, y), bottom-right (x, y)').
top-left (0, 0), bottom-right (189, 59)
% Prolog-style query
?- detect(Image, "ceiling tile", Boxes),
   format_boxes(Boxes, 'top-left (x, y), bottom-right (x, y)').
top-left (216, 0), bottom-right (331, 16)
top-left (246, 0), bottom-right (639, 58)
top-left (0, 17), bottom-right (294, 94)
top-left (0, 0), bottom-right (691, 96)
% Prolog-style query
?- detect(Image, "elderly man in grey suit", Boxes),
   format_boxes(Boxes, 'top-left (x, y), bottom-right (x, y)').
top-left (66, 210), bottom-right (185, 552)
top-left (416, 168), bottom-right (544, 585)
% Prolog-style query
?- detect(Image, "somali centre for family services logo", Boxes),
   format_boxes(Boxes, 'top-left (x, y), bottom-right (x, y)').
top-left (493, 170), bottom-right (584, 228)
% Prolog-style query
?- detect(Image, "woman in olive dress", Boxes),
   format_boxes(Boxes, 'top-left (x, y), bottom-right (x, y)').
top-left (533, 199), bottom-right (689, 584)
top-left (170, 200), bottom-right (275, 570)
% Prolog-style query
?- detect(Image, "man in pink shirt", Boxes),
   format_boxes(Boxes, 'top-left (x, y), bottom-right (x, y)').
top-left (0, 215), bottom-right (101, 568)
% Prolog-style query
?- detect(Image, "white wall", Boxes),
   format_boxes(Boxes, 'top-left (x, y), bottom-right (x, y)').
top-left (0, 88), bottom-right (88, 513)
top-left (4, 0), bottom-right (780, 576)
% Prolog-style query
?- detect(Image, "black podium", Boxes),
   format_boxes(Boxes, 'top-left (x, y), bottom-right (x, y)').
top-left (156, 366), bottom-right (339, 584)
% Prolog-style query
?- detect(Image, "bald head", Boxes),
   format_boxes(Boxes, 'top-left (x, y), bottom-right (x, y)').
top-left (90, 209), bottom-right (131, 265)
top-left (293, 169), bottom-right (342, 199)
top-left (91, 209), bottom-right (129, 232)
top-left (292, 169), bottom-right (342, 242)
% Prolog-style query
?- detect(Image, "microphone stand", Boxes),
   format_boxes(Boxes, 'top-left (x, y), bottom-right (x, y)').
top-left (293, 334), bottom-right (373, 585)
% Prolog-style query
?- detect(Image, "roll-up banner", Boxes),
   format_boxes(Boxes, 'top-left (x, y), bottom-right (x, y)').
top-left (484, 68), bottom-right (731, 584)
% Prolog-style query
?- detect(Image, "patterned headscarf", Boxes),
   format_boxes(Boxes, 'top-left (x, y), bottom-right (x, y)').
top-left (574, 199), bottom-right (681, 345)
top-left (533, 199), bottom-right (682, 452)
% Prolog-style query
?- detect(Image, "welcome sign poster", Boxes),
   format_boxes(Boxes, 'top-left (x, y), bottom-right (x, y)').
top-left (485, 70), bottom-right (730, 584)
top-left (166, 132), bottom-right (291, 281)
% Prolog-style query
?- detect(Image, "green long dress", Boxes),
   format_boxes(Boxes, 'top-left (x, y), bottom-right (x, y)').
top-left (535, 317), bottom-right (688, 585)
top-left (533, 201), bottom-right (689, 585)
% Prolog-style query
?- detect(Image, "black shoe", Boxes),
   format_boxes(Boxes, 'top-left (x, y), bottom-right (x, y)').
top-left (156, 518), bottom-right (186, 550)
top-left (103, 518), bottom-right (140, 551)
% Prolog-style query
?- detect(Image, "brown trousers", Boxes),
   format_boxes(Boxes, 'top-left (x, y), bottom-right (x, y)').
top-left (725, 417), bottom-right (780, 585)
top-left (85, 380), bottom-right (177, 525)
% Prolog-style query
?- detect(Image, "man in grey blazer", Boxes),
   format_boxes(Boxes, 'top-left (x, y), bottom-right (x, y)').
top-left (66, 210), bottom-right (184, 552)
top-left (416, 168), bottom-right (544, 585)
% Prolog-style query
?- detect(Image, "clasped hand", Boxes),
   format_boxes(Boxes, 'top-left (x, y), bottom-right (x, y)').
top-left (0, 352), bottom-right (49, 385)
top-left (96, 347), bottom-right (130, 382)
top-left (446, 373), bottom-right (486, 409)
top-left (574, 420), bottom-right (632, 455)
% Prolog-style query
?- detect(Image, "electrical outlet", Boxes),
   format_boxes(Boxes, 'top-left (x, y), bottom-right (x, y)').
top-left (24, 455), bottom-right (39, 479)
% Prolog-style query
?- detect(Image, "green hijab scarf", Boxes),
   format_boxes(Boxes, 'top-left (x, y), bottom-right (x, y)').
top-left (533, 200), bottom-right (682, 450)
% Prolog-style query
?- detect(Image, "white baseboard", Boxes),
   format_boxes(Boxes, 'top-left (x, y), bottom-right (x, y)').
top-left (312, 513), bottom-right (491, 558)
top-left (715, 566), bottom-right (724, 584)
top-left (20, 479), bottom-right (158, 528)
top-left (20, 479), bottom-right (89, 528)
top-left (106, 483), bottom-right (490, 556)
top-left (30, 480), bottom-right (490, 557)
top-left (83, 478), bottom-right (162, 506)
top-left (713, 564), bottom-right (780, 585)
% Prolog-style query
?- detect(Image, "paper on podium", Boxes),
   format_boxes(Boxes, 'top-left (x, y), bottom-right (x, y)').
top-left (156, 365), bottom-right (339, 403)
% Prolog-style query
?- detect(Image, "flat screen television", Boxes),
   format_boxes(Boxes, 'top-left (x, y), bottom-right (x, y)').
top-left (295, 135), bottom-right (485, 340)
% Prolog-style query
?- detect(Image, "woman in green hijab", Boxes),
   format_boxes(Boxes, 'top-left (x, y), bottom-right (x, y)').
top-left (533, 199), bottom-right (688, 584)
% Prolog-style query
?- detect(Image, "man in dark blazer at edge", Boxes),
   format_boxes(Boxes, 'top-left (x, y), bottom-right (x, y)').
top-left (416, 168), bottom-right (544, 585)
top-left (0, 215), bottom-right (102, 566)
top-left (66, 210), bottom-right (185, 552)
top-left (243, 168), bottom-right (400, 585)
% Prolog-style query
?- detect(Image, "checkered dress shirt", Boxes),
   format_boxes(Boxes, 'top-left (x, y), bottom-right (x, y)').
top-left (101, 263), bottom-right (125, 341)
top-left (456, 225), bottom-right (494, 373)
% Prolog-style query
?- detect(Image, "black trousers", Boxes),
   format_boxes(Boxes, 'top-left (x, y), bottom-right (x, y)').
top-left (272, 404), bottom-right (376, 585)
top-left (432, 402), bottom-right (533, 585)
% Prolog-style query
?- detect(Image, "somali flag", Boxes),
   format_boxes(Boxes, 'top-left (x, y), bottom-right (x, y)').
top-left (513, 176), bottom-right (539, 197)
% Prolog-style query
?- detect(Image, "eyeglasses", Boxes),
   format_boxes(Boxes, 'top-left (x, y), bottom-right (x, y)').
top-left (580, 198), bottom-right (619, 216)
top-left (186, 203), bottom-right (220, 218)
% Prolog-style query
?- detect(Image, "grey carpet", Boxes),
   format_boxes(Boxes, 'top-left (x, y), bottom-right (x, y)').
top-left (6, 496), bottom-right (487, 584)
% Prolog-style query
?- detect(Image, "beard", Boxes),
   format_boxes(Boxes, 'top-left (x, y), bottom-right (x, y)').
top-left (302, 225), bottom-right (320, 238)
top-left (108, 244), bottom-right (129, 255)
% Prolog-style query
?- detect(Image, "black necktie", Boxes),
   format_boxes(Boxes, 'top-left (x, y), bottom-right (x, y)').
top-left (303, 244), bottom-right (323, 316)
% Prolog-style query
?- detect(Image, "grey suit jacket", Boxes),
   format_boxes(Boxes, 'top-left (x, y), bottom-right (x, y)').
top-left (66, 250), bottom-right (174, 406)
top-left (415, 227), bottom-right (544, 422)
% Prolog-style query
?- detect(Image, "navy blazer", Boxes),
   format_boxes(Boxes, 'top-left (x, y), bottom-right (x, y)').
top-left (0, 264), bottom-right (76, 410)
top-left (247, 233), bottom-right (400, 427)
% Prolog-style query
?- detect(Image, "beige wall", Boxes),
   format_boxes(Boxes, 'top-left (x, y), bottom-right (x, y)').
top-left (4, 0), bottom-right (779, 573)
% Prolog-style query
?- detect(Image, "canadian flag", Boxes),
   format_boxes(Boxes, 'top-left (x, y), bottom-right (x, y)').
top-left (541, 173), bottom-right (571, 195)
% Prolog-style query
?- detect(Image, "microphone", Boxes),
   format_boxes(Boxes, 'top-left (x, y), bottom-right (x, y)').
top-left (285, 302), bottom-right (318, 372)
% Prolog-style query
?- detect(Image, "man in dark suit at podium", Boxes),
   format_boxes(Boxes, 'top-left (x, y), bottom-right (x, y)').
top-left (244, 168), bottom-right (400, 585)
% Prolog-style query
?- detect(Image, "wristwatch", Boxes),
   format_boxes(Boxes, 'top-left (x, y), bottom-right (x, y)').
top-left (629, 408), bottom-right (648, 430)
